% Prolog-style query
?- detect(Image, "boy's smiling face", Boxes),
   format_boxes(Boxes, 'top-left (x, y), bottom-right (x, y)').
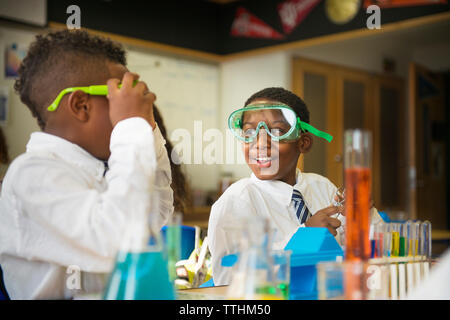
top-left (242, 98), bottom-right (312, 186)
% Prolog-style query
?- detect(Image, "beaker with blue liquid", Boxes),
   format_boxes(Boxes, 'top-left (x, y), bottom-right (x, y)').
top-left (103, 203), bottom-right (175, 300)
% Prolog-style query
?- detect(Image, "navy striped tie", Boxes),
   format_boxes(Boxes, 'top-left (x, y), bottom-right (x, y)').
top-left (292, 189), bottom-right (310, 224)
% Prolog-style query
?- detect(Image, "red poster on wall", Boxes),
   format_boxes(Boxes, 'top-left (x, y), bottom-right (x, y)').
top-left (278, 0), bottom-right (322, 34)
top-left (231, 7), bottom-right (284, 39)
top-left (363, 0), bottom-right (447, 8)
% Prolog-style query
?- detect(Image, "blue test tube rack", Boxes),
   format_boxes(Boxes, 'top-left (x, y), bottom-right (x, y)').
top-left (285, 227), bottom-right (343, 300)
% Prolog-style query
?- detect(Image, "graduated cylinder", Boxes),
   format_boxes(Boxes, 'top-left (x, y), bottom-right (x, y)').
top-left (344, 130), bottom-right (372, 262)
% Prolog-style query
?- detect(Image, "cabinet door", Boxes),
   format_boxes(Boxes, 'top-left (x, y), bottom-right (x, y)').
top-left (409, 63), bottom-right (446, 228)
top-left (293, 57), bottom-right (406, 210)
top-left (373, 76), bottom-right (406, 212)
top-left (293, 58), bottom-right (337, 178)
top-left (333, 68), bottom-right (373, 188)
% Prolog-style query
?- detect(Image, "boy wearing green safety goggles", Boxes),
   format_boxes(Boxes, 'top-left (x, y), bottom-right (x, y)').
top-left (208, 87), bottom-right (348, 286)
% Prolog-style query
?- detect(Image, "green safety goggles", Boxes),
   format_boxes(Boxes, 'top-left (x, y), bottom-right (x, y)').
top-left (47, 81), bottom-right (142, 112)
top-left (47, 85), bottom-right (111, 111)
top-left (228, 104), bottom-right (333, 143)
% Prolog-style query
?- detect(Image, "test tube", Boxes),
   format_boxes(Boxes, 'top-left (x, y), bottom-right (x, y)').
top-left (420, 220), bottom-right (432, 280)
top-left (374, 221), bottom-right (384, 258)
top-left (411, 221), bottom-right (421, 257)
top-left (391, 223), bottom-right (400, 257)
top-left (399, 223), bottom-right (406, 257)
top-left (419, 221), bottom-right (432, 259)
top-left (404, 220), bottom-right (413, 257)
top-left (383, 223), bottom-right (392, 258)
top-left (370, 223), bottom-right (375, 258)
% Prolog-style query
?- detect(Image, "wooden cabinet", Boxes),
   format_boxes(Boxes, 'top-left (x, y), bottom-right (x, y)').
top-left (293, 57), bottom-right (407, 213)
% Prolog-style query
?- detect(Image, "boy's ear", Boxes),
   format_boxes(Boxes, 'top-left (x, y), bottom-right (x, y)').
top-left (67, 90), bottom-right (90, 122)
top-left (298, 132), bottom-right (313, 154)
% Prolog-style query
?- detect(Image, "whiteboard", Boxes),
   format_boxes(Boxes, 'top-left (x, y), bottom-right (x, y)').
top-left (127, 48), bottom-right (221, 191)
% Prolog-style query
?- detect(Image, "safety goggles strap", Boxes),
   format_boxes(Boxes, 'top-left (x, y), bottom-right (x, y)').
top-left (47, 84), bottom-right (118, 111)
top-left (299, 121), bottom-right (333, 143)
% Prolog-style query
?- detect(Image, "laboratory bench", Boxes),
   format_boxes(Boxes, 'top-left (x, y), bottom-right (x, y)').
top-left (177, 286), bottom-right (227, 300)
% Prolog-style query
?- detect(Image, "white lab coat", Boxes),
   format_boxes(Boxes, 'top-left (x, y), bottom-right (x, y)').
top-left (0, 117), bottom-right (174, 299)
top-left (406, 249), bottom-right (450, 300)
top-left (208, 170), bottom-right (381, 286)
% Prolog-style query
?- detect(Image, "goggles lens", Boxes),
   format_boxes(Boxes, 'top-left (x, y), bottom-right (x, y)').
top-left (229, 106), bottom-right (298, 142)
top-left (228, 104), bottom-right (333, 143)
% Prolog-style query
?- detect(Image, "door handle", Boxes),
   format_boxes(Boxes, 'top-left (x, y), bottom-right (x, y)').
top-left (334, 154), bottom-right (342, 163)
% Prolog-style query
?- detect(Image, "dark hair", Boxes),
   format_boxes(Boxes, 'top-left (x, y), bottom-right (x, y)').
top-left (0, 128), bottom-right (9, 164)
top-left (244, 87), bottom-right (310, 124)
top-left (14, 29), bottom-right (127, 130)
top-left (153, 105), bottom-right (192, 214)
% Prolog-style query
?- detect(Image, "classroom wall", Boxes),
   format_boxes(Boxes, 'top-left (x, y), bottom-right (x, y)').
top-left (293, 38), bottom-right (411, 79)
top-left (292, 34), bottom-right (450, 77)
top-left (412, 42), bottom-right (450, 71)
top-left (0, 26), bottom-right (40, 177)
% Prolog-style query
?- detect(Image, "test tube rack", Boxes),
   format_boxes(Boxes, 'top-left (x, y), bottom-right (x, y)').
top-left (366, 255), bottom-right (434, 300)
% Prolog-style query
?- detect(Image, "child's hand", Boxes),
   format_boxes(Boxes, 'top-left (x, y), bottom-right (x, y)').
top-left (107, 72), bottom-right (157, 128)
top-left (305, 206), bottom-right (342, 236)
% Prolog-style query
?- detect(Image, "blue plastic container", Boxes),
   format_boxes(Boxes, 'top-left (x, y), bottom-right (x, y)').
top-left (284, 227), bottom-right (344, 300)
top-left (161, 225), bottom-right (195, 260)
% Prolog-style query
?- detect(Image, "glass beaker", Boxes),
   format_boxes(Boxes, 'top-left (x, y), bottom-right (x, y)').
top-left (103, 216), bottom-right (175, 300)
top-left (317, 260), bottom-right (385, 300)
top-left (103, 246), bottom-right (175, 300)
top-left (317, 261), bottom-right (345, 300)
top-left (165, 212), bottom-right (182, 282)
top-left (225, 218), bottom-right (284, 300)
top-left (254, 250), bottom-right (291, 300)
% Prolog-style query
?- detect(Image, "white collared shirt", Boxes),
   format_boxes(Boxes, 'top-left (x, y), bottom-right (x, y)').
top-left (208, 169), bottom-right (381, 286)
top-left (0, 117), bottom-right (174, 299)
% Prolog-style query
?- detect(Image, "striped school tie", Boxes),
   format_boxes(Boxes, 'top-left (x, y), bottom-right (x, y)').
top-left (292, 189), bottom-right (311, 224)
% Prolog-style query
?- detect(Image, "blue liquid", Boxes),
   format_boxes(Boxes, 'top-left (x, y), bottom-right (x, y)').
top-left (103, 250), bottom-right (175, 300)
top-left (370, 239), bottom-right (376, 258)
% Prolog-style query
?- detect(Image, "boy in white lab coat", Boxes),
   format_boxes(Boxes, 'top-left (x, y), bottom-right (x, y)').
top-left (208, 87), bottom-right (380, 285)
top-left (0, 30), bottom-right (173, 299)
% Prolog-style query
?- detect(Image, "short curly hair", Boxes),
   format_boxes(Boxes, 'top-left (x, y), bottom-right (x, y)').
top-left (14, 29), bottom-right (127, 130)
top-left (244, 87), bottom-right (310, 124)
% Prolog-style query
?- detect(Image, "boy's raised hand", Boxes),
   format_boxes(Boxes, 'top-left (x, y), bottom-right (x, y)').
top-left (305, 206), bottom-right (343, 236)
top-left (107, 72), bottom-right (156, 128)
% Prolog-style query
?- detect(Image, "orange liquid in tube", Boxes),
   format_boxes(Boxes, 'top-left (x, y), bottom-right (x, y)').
top-left (343, 130), bottom-right (372, 300)
top-left (344, 167), bottom-right (371, 261)
top-left (344, 167), bottom-right (371, 300)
